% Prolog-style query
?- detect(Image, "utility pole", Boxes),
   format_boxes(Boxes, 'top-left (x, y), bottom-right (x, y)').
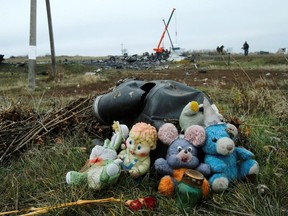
top-left (46, 0), bottom-right (57, 81)
top-left (28, 0), bottom-right (37, 91)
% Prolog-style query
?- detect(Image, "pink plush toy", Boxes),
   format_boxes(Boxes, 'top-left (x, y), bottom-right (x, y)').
top-left (118, 122), bottom-right (157, 178)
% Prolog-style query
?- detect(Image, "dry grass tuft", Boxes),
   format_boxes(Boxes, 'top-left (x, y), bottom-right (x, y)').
top-left (231, 75), bottom-right (287, 123)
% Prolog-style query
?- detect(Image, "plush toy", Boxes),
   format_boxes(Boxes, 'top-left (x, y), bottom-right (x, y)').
top-left (202, 123), bottom-right (259, 192)
top-left (118, 122), bottom-right (157, 178)
top-left (154, 123), bottom-right (211, 196)
top-left (66, 121), bottom-right (129, 189)
top-left (179, 97), bottom-right (223, 131)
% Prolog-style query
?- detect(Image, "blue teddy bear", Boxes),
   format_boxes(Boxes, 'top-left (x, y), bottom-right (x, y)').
top-left (202, 123), bottom-right (259, 192)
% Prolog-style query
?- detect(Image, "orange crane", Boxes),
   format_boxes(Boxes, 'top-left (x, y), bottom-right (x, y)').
top-left (153, 8), bottom-right (176, 54)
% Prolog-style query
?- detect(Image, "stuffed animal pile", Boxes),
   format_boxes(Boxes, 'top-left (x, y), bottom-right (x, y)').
top-left (66, 121), bottom-right (158, 189)
top-left (65, 96), bottom-right (260, 210)
top-left (178, 99), bottom-right (259, 193)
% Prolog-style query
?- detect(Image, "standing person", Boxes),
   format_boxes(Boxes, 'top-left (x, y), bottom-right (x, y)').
top-left (242, 41), bottom-right (249, 56)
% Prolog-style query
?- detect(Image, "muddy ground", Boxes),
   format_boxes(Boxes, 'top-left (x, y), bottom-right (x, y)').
top-left (1, 63), bottom-right (287, 163)
top-left (57, 66), bottom-right (288, 97)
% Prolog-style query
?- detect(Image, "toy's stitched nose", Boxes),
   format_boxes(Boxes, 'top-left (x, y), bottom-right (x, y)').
top-left (227, 144), bottom-right (233, 151)
top-left (184, 150), bottom-right (188, 154)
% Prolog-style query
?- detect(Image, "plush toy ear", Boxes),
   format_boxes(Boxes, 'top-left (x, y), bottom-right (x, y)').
top-left (184, 125), bottom-right (206, 147)
top-left (226, 123), bottom-right (238, 139)
top-left (158, 123), bottom-right (179, 145)
top-left (203, 97), bottom-right (221, 127)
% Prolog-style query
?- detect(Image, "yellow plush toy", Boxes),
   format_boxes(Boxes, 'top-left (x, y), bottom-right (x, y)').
top-left (118, 122), bottom-right (157, 178)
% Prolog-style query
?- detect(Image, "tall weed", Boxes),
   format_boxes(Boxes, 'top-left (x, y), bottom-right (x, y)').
top-left (231, 77), bottom-right (288, 123)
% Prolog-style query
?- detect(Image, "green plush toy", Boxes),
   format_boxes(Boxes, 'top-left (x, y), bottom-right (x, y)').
top-left (179, 97), bottom-right (223, 131)
top-left (66, 121), bottom-right (129, 190)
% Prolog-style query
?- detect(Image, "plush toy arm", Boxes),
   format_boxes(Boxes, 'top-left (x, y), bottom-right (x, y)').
top-left (154, 158), bottom-right (174, 175)
top-left (107, 122), bottom-right (129, 151)
top-left (235, 147), bottom-right (254, 160)
top-left (130, 158), bottom-right (150, 178)
top-left (117, 149), bottom-right (126, 160)
top-left (196, 163), bottom-right (211, 177)
top-left (205, 155), bottom-right (226, 173)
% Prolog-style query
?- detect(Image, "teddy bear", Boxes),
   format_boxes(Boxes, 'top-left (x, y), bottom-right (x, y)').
top-left (118, 122), bottom-right (158, 178)
top-left (202, 123), bottom-right (259, 192)
top-left (66, 121), bottom-right (129, 190)
top-left (154, 123), bottom-right (211, 196)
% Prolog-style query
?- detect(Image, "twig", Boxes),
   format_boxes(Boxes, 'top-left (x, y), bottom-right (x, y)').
top-left (0, 136), bottom-right (18, 161)
top-left (33, 105), bottom-right (92, 143)
top-left (37, 121), bottom-right (48, 132)
top-left (35, 91), bottom-right (46, 113)
top-left (0, 197), bottom-right (122, 216)
top-left (0, 96), bottom-right (94, 163)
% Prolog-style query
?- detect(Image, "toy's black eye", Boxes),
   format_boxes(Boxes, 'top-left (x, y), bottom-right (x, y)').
top-left (212, 137), bottom-right (217, 142)
top-left (187, 147), bottom-right (193, 152)
top-left (129, 139), bottom-right (133, 145)
top-left (177, 146), bottom-right (182, 152)
top-left (137, 144), bottom-right (141, 150)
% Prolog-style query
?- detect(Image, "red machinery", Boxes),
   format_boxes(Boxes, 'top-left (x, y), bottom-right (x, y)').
top-left (153, 8), bottom-right (176, 54)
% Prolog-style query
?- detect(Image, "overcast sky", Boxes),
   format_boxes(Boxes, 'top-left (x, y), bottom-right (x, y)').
top-left (1, 0), bottom-right (288, 57)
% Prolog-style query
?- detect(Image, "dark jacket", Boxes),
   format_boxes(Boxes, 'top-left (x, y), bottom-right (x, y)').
top-left (243, 42), bottom-right (249, 50)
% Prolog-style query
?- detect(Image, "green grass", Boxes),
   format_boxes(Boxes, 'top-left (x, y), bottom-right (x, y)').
top-left (0, 54), bottom-right (288, 215)
top-left (194, 53), bottom-right (288, 70)
top-left (1, 123), bottom-right (287, 215)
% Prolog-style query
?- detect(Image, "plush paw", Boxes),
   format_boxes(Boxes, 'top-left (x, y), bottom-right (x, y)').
top-left (197, 163), bottom-right (211, 177)
top-left (211, 177), bottom-right (229, 192)
top-left (158, 176), bottom-right (175, 195)
top-left (66, 172), bottom-right (72, 184)
top-left (120, 143), bottom-right (126, 150)
top-left (249, 162), bottom-right (259, 175)
top-left (239, 159), bottom-right (259, 178)
top-left (106, 162), bottom-right (121, 176)
top-left (129, 168), bottom-right (140, 178)
top-left (65, 171), bottom-right (87, 185)
top-left (154, 158), bottom-right (171, 174)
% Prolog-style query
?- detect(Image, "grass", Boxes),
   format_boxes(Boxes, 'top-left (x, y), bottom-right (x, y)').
top-left (195, 53), bottom-right (288, 71)
top-left (0, 53), bottom-right (288, 215)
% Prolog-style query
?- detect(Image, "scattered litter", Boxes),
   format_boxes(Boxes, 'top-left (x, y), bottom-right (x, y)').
top-left (84, 72), bottom-right (96, 76)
